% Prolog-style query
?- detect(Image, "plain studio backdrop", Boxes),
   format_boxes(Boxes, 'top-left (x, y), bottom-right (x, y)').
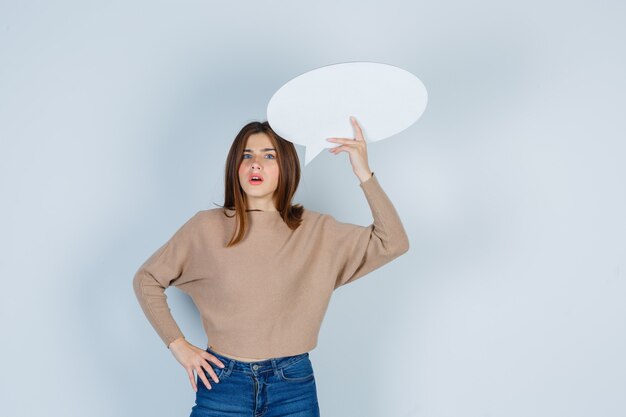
top-left (1, 1), bottom-right (624, 416)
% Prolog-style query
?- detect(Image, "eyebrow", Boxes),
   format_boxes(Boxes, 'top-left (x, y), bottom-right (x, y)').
top-left (243, 148), bottom-right (276, 152)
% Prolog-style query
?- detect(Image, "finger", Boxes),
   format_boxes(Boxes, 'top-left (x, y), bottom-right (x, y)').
top-left (187, 368), bottom-right (198, 392)
top-left (329, 145), bottom-right (356, 155)
top-left (350, 116), bottom-right (364, 140)
top-left (203, 353), bottom-right (226, 369)
top-left (197, 366), bottom-right (212, 390)
top-left (202, 360), bottom-right (221, 383)
top-left (327, 138), bottom-right (361, 145)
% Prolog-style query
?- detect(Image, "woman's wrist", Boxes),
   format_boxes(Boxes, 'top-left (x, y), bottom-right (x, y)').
top-left (168, 337), bottom-right (187, 349)
top-left (357, 170), bottom-right (374, 184)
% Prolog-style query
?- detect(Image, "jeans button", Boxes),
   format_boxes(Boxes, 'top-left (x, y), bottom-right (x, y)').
top-left (252, 364), bottom-right (259, 370)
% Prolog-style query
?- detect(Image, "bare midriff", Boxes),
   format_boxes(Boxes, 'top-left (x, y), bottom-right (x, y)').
top-left (208, 345), bottom-right (270, 362)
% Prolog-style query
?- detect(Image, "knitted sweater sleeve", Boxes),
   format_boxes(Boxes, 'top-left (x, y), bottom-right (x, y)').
top-left (328, 172), bottom-right (410, 290)
top-left (132, 211), bottom-right (200, 349)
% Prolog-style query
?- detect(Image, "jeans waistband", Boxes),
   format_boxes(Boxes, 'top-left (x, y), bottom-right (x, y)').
top-left (205, 345), bottom-right (309, 376)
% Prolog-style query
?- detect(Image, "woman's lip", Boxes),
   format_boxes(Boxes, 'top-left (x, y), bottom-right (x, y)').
top-left (248, 179), bottom-right (264, 185)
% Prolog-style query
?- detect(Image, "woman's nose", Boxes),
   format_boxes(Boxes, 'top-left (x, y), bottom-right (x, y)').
top-left (250, 157), bottom-right (263, 167)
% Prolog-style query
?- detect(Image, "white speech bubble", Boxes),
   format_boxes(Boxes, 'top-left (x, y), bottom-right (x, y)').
top-left (267, 61), bottom-right (428, 165)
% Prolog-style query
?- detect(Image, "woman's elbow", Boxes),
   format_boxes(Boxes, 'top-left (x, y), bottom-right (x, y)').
top-left (390, 233), bottom-right (410, 257)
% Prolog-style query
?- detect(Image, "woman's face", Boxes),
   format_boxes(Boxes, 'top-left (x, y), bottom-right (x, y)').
top-left (238, 132), bottom-right (280, 211)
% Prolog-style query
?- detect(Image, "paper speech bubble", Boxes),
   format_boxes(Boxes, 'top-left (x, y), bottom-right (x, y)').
top-left (267, 61), bottom-right (428, 165)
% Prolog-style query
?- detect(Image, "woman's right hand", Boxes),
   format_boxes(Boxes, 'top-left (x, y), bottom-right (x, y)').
top-left (168, 338), bottom-right (226, 392)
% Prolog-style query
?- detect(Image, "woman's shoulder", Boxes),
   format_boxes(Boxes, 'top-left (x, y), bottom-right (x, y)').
top-left (195, 207), bottom-right (233, 222)
top-left (301, 207), bottom-right (324, 219)
top-left (301, 207), bottom-right (339, 227)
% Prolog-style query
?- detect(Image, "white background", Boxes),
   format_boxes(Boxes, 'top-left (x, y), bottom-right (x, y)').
top-left (1, 1), bottom-right (624, 416)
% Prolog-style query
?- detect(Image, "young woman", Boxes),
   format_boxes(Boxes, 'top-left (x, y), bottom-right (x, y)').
top-left (133, 116), bottom-right (410, 416)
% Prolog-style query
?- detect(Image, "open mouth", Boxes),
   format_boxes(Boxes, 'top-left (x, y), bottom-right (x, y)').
top-left (249, 175), bottom-right (264, 185)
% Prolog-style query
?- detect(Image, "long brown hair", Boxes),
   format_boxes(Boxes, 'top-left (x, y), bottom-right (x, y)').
top-left (219, 121), bottom-right (304, 247)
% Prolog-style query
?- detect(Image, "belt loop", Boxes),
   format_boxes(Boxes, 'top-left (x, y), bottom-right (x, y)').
top-left (271, 358), bottom-right (279, 377)
top-left (224, 358), bottom-right (233, 377)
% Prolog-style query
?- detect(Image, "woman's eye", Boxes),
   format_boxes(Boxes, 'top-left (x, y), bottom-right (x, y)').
top-left (242, 154), bottom-right (276, 159)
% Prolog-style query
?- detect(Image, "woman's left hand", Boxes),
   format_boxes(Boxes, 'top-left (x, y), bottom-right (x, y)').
top-left (326, 116), bottom-right (373, 183)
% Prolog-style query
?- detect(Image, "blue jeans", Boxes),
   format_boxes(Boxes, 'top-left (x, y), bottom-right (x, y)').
top-left (189, 346), bottom-right (321, 417)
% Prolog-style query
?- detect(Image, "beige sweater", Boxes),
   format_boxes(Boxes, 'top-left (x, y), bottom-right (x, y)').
top-left (132, 173), bottom-right (410, 358)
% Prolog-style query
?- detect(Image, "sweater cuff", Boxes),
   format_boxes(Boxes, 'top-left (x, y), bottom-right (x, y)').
top-left (358, 171), bottom-right (375, 187)
top-left (358, 171), bottom-right (377, 189)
